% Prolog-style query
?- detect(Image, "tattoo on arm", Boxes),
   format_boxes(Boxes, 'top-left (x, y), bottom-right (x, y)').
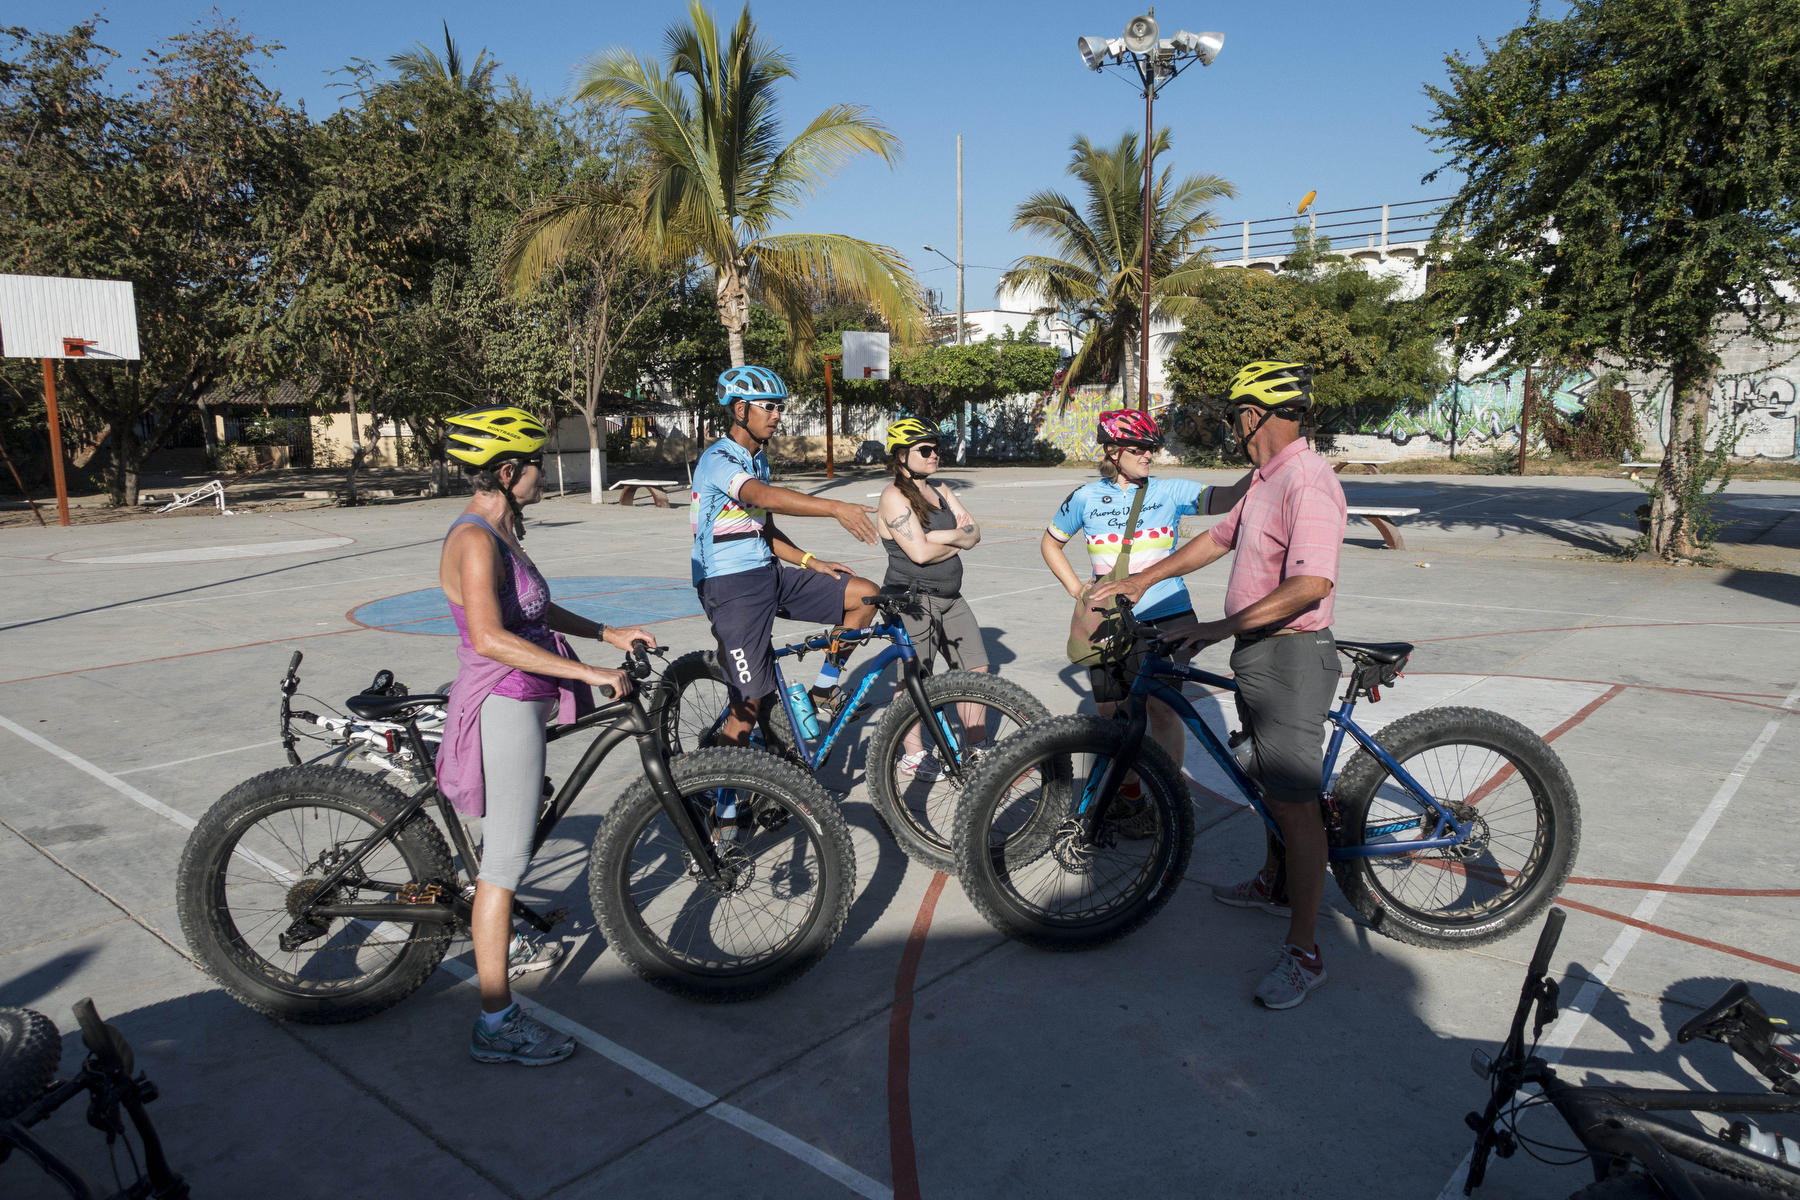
top-left (959, 521), bottom-right (975, 533)
top-left (887, 509), bottom-right (915, 537)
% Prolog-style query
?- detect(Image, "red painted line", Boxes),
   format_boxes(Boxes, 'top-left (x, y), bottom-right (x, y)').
top-left (888, 871), bottom-right (948, 1200)
top-left (1558, 896), bottom-right (1800, 977)
top-left (1569, 876), bottom-right (1800, 897)
top-left (1467, 684), bottom-right (1624, 805)
top-left (0, 627), bottom-right (365, 686)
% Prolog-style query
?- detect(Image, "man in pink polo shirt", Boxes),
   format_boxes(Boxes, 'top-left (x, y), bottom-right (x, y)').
top-left (1094, 361), bottom-right (1346, 1010)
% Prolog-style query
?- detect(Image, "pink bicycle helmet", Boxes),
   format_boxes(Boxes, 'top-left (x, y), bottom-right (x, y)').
top-left (1096, 408), bottom-right (1164, 449)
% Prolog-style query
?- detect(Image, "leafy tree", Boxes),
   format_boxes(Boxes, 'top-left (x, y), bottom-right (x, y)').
top-left (0, 20), bottom-right (307, 505)
top-left (1423, 0), bottom-right (1800, 559)
top-left (888, 329), bottom-right (1059, 428)
top-left (1166, 229), bottom-right (1449, 445)
top-left (568, 1), bottom-right (923, 369)
top-left (1000, 128), bottom-right (1234, 408)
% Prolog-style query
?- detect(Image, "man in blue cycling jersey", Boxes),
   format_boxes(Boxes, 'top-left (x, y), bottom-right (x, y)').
top-left (692, 366), bottom-right (882, 763)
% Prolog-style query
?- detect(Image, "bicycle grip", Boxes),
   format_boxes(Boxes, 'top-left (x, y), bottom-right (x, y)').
top-left (286, 651), bottom-right (302, 675)
top-left (1527, 906), bottom-right (1566, 981)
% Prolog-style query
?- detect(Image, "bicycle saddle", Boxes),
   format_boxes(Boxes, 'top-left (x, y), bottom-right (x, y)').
top-left (345, 692), bottom-right (449, 720)
top-left (1335, 640), bottom-right (1413, 666)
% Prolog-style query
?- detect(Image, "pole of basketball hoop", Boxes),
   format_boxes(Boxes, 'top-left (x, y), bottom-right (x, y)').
top-left (821, 353), bottom-right (840, 481)
top-left (41, 357), bottom-right (70, 525)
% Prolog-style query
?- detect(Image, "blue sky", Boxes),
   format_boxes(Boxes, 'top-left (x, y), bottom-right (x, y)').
top-left (32, 1), bottom-right (1543, 308)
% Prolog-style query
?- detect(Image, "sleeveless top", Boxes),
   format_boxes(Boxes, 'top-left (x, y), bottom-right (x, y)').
top-left (882, 484), bottom-right (964, 598)
top-left (445, 513), bottom-right (558, 701)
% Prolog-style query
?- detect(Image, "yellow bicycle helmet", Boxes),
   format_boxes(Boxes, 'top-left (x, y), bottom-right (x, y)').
top-left (445, 406), bottom-right (547, 469)
top-left (1228, 361), bottom-right (1314, 409)
top-left (885, 417), bottom-right (938, 456)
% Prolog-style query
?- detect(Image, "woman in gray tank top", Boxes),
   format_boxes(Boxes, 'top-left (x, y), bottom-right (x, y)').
top-left (876, 418), bottom-right (991, 775)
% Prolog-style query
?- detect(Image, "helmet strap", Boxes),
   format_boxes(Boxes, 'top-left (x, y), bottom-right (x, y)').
top-left (727, 400), bottom-right (770, 447)
top-left (1108, 448), bottom-right (1149, 486)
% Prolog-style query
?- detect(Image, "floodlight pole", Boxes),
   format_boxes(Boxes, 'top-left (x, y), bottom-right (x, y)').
top-left (1139, 70), bottom-right (1156, 413)
top-left (42, 358), bottom-right (70, 526)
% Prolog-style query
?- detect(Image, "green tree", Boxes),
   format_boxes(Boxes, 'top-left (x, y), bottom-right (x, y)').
top-left (567, 1), bottom-right (923, 370)
top-left (1166, 229), bottom-right (1449, 446)
top-left (1423, 0), bottom-right (1800, 559)
top-left (1000, 129), bottom-right (1234, 408)
top-left (0, 20), bottom-right (307, 505)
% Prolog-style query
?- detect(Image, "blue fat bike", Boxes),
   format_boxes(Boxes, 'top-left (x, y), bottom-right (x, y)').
top-left (953, 605), bottom-right (1580, 950)
top-left (655, 584), bottom-right (1049, 873)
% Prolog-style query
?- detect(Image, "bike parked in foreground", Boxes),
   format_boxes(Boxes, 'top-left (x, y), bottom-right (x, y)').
top-left (955, 602), bottom-right (1581, 950)
top-left (177, 645), bottom-right (855, 1019)
top-left (657, 582), bottom-right (1048, 872)
top-left (0, 999), bottom-right (188, 1199)
top-left (1465, 907), bottom-right (1800, 1198)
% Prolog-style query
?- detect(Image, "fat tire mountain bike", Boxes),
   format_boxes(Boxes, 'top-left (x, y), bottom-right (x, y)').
top-left (955, 604), bottom-right (1580, 950)
top-left (176, 645), bottom-right (855, 1020)
top-left (657, 583), bottom-right (1048, 873)
top-left (1465, 907), bottom-right (1800, 1199)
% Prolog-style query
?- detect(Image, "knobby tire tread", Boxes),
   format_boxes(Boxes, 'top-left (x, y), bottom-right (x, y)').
top-left (864, 670), bottom-right (1051, 873)
top-left (1330, 706), bottom-right (1580, 949)
top-left (176, 766), bottom-right (456, 1024)
top-left (953, 715), bottom-right (1194, 950)
top-left (588, 747), bottom-right (854, 1001)
top-left (0, 1006), bottom-right (61, 1121)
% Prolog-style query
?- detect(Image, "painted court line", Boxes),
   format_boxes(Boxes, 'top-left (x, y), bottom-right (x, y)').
top-left (1434, 676), bottom-right (1800, 1199)
top-left (115, 740), bottom-right (283, 776)
top-left (0, 714), bottom-right (888, 1200)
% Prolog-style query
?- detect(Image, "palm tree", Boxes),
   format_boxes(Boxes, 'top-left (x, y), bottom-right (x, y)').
top-left (554, 1), bottom-right (921, 370)
top-left (1001, 130), bottom-right (1233, 407)
top-left (387, 21), bottom-right (496, 93)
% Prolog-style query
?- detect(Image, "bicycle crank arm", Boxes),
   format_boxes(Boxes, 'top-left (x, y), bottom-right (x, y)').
top-left (301, 902), bottom-right (459, 924)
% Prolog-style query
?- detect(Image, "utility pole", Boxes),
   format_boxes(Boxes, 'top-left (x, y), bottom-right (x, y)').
top-left (957, 135), bottom-right (969, 463)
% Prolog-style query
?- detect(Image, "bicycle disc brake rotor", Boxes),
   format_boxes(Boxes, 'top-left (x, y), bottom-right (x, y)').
top-left (1050, 815), bottom-right (1109, 874)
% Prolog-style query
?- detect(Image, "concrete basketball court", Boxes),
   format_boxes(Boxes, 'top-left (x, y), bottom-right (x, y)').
top-left (3, 466), bottom-right (1798, 1199)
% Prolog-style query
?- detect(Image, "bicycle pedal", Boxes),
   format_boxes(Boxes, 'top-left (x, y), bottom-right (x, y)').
top-left (398, 882), bottom-right (445, 904)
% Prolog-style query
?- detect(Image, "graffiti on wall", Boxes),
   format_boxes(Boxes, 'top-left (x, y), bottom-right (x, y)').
top-left (1335, 368), bottom-right (1595, 447)
top-left (1636, 372), bottom-right (1799, 460)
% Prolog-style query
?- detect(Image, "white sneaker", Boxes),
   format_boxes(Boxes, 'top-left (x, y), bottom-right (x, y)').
top-left (1254, 943), bottom-right (1327, 1010)
top-left (898, 750), bottom-right (942, 780)
top-left (506, 934), bottom-right (564, 980)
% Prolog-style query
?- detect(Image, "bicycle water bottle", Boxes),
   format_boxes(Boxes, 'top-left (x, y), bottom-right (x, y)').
top-left (786, 684), bottom-right (820, 739)
top-left (1726, 1121), bottom-right (1800, 1167)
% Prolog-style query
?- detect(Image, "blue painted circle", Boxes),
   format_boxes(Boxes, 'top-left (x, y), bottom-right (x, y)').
top-left (352, 576), bottom-right (702, 636)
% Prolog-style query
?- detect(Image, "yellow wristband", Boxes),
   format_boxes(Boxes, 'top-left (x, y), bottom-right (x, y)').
top-left (800, 552), bottom-right (815, 570)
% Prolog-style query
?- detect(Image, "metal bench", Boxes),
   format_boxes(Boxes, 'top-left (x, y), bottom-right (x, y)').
top-left (1332, 459), bottom-right (1395, 475)
top-left (1620, 460), bottom-right (1659, 481)
top-left (1345, 505), bottom-right (1419, 550)
top-left (610, 479), bottom-right (683, 508)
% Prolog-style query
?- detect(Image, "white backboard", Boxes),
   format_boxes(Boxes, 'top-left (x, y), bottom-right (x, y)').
top-left (841, 331), bottom-right (890, 380)
top-left (0, 274), bottom-right (141, 360)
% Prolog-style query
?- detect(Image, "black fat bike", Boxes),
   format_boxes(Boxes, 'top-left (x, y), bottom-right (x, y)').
top-left (175, 644), bottom-right (856, 1020)
top-left (1465, 907), bottom-right (1800, 1199)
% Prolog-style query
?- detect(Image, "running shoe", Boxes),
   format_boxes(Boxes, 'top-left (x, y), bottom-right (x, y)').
top-left (506, 934), bottom-right (564, 980)
top-left (470, 1005), bottom-right (575, 1066)
top-left (898, 749), bottom-right (942, 780)
top-left (1212, 868), bottom-right (1291, 917)
top-left (1254, 943), bottom-right (1327, 1010)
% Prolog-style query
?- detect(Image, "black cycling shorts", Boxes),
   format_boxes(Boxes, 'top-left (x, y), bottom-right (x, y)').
top-left (698, 563), bottom-right (849, 704)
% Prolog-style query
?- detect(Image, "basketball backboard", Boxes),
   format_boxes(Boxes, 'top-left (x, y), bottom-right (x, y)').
top-left (840, 331), bottom-right (890, 380)
top-left (0, 274), bottom-right (140, 360)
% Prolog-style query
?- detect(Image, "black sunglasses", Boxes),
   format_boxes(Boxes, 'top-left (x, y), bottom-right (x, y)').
top-left (912, 444), bottom-right (940, 457)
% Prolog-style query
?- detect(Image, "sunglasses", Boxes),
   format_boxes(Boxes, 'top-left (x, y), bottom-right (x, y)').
top-left (745, 399), bottom-right (786, 415)
top-left (1115, 442), bottom-right (1159, 454)
top-left (912, 444), bottom-right (940, 458)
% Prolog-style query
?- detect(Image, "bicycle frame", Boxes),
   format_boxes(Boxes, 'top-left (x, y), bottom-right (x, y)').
top-left (276, 687), bottom-right (729, 949)
top-left (1080, 651), bottom-right (1475, 861)
top-left (752, 618), bottom-right (965, 774)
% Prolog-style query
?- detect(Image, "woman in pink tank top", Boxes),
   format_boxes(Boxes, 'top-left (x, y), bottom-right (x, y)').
top-left (435, 406), bottom-right (657, 1066)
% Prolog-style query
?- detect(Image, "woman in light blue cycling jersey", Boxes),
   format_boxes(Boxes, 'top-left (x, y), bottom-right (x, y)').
top-left (1039, 408), bottom-right (1247, 768)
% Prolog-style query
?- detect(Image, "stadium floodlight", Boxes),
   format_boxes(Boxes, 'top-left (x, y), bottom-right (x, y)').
top-left (1167, 29), bottom-right (1224, 65)
top-left (1077, 35), bottom-right (1114, 70)
top-left (1074, 16), bottom-right (1223, 412)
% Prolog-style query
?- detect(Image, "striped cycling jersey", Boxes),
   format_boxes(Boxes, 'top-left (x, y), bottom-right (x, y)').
top-left (1047, 476), bottom-right (1209, 620)
top-left (690, 436), bottom-right (772, 584)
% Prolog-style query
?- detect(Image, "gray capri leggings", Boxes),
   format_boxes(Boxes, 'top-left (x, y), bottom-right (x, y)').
top-left (475, 694), bottom-right (556, 892)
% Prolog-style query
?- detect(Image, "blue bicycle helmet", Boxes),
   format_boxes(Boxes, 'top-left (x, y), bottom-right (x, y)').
top-left (717, 365), bottom-right (788, 406)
